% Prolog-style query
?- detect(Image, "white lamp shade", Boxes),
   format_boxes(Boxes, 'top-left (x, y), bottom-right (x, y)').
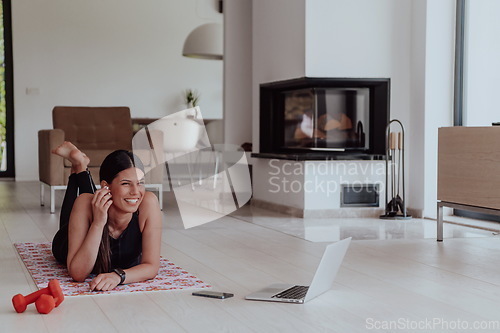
top-left (183, 23), bottom-right (223, 60)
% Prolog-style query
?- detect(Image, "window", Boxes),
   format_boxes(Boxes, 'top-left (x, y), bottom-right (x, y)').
top-left (463, 0), bottom-right (500, 126)
top-left (454, 0), bottom-right (500, 222)
top-left (0, 0), bottom-right (14, 177)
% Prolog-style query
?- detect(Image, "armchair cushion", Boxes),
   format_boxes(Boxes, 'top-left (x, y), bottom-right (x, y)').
top-left (53, 106), bottom-right (133, 151)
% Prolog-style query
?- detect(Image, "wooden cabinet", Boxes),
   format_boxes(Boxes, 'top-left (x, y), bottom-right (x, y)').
top-left (437, 126), bottom-right (500, 240)
top-left (438, 126), bottom-right (500, 209)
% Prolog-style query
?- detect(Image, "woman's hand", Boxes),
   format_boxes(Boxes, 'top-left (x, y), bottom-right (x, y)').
top-left (91, 187), bottom-right (112, 227)
top-left (89, 272), bottom-right (121, 291)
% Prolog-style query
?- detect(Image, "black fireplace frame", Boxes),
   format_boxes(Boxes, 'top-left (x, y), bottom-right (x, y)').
top-left (258, 77), bottom-right (390, 160)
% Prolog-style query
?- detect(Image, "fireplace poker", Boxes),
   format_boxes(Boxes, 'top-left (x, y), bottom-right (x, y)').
top-left (395, 132), bottom-right (405, 214)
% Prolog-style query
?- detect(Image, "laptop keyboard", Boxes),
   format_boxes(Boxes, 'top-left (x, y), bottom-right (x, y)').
top-left (272, 285), bottom-right (309, 300)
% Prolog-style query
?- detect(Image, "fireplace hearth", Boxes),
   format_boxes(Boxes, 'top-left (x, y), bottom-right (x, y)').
top-left (255, 77), bottom-right (390, 160)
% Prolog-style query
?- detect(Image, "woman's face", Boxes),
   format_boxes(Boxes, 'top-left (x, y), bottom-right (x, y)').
top-left (108, 167), bottom-right (146, 213)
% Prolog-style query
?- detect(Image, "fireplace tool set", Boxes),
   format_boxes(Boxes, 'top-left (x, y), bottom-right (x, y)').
top-left (380, 119), bottom-right (411, 219)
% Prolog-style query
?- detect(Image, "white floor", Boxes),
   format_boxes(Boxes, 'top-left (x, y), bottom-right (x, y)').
top-left (2, 181), bottom-right (500, 332)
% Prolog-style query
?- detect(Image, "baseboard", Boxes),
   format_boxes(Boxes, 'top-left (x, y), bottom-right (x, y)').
top-left (250, 198), bottom-right (304, 217)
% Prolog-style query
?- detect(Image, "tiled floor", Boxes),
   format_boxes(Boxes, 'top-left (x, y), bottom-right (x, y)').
top-left (4, 180), bottom-right (500, 332)
top-left (230, 205), bottom-right (496, 242)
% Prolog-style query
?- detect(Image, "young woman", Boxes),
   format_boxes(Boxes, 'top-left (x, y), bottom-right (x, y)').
top-left (51, 142), bottom-right (162, 291)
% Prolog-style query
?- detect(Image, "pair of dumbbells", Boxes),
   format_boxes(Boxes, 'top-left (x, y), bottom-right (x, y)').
top-left (12, 279), bottom-right (65, 314)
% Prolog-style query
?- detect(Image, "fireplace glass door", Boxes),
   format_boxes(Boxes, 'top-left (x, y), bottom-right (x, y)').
top-left (283, 87), bottom-right (370, 151)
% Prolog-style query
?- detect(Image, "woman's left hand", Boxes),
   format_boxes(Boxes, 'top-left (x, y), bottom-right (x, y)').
top-left (89, 272), bottom-right (121, 291)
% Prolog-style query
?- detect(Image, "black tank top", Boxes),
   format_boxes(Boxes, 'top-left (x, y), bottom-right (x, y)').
top-left (109, 212), bottom-right (142, 269)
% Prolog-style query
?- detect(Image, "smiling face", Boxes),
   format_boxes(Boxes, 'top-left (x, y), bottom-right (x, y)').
top-left (106, 167), bottom-right (146, 213)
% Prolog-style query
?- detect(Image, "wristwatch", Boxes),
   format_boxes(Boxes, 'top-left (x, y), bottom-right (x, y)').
top-left (113, 268), bottom-right (126, 285)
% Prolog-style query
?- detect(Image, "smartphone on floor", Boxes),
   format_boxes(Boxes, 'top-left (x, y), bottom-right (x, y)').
top-left (192, 291), bottom-right (234, 299)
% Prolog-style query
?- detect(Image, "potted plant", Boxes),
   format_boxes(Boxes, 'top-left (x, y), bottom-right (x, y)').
top-left (184, 89), bottom-right (200, 108)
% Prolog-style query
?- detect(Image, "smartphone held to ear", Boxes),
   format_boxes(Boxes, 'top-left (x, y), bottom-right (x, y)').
top-left (192, 291), bottom-right (234, 299)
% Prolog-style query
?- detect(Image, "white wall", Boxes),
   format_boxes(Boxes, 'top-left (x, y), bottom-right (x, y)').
top-left (305, 0), bottom-right (412, 128)
top-left (422, 0), bottom-right (455, 218)
top-left (224, 0), bottom-right (252, 146)
top-left (251, 0), bottom-right (305, 205)
top-left (465, 0), bottom-right (500, 126)
top-left (252, 0), bottom-right (306, 153)
top-left (12, 0), bottom-right (223, 181)
top-left (408, 0), bottom-right (427, 216)
top-left (409, 0), bottom-right (455, 218)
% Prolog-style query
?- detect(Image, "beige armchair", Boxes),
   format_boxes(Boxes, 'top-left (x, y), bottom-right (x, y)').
top-left (38, 106), bottom-right (163, 213)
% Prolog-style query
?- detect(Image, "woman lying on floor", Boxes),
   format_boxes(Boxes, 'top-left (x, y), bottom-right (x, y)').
top-left (51, 142), bottom-right (162, 291)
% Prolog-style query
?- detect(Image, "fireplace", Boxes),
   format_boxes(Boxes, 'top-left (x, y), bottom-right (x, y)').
top-left (257, 77), bottom-right (390, 160)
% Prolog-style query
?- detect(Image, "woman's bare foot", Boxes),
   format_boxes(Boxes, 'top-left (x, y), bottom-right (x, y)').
top-left (52, 141), bottom-right (90, 173)
top-left (52, 141), bottom-right (78, 159)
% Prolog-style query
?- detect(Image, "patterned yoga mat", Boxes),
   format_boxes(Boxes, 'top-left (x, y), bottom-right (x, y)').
top-left (14, 242), bottom-right (210, 296)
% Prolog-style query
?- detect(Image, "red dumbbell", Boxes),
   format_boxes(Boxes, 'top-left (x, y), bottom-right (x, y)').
top-left (35, 294), bottom-right (59, 314)
top-left (12, 279), bottom-right (65, 313)
top-left (35, 283), bottom-right (65, 314)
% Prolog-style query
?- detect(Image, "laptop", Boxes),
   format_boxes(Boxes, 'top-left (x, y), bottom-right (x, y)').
top-left (245, 237), bottom-right (351, 304)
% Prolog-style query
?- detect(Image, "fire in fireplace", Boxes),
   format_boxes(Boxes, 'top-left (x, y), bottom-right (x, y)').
top-left (259, 77), bottom-right (389, 159)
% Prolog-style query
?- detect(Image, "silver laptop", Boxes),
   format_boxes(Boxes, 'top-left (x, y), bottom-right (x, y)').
top-left (245, 237), bottom-right (351, 304)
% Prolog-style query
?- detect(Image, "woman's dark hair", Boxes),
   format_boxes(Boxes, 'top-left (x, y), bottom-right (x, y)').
top-left (99, 150), bottom-right (145, 183)
top-left (94, 150), bottom-right (145, 274)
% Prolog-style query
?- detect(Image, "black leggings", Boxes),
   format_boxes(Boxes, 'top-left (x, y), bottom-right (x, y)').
top-left (52, 171), bottom-right (97, 265)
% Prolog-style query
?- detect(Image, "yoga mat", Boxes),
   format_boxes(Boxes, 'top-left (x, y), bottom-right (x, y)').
top-left (14, 242), bottom-right (210, 296)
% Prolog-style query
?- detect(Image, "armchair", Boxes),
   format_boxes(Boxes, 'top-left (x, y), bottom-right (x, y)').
top-left (38, 106), bottom-right (163, 213)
